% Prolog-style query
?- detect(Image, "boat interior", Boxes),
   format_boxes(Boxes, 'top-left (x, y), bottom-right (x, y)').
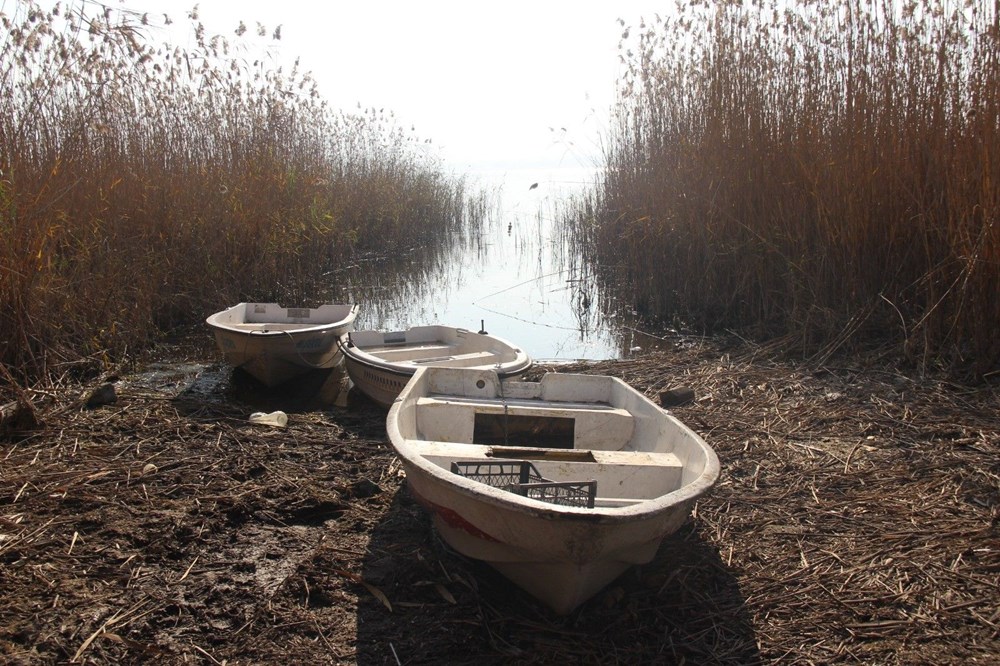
top-left (408, 395), bottom-right (689, 508)
top-left (347, 334), bottom-right (514, 368)
top-left (235, 303), bottom-right (355, 325)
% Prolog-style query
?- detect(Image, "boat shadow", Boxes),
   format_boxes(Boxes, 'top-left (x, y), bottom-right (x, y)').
top-left (354, 487), bottom-right (761, 665)
top-left (225, 364), bottom-right (351, 412)
top-left (170, 361), bottom-right (355, 415)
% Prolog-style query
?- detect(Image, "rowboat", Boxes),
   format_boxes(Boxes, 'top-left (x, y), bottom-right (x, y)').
top-left (386, 366), bottom-right (720, 614)
top-left (340, 325), bottom-right (531, 408)
top-left (206, 302), bottom-right (359, 387)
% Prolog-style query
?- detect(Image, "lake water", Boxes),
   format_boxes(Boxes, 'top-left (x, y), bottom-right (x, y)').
top-left (337, 164), bottom-right (668, 362)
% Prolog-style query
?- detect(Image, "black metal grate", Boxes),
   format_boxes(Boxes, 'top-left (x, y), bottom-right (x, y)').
top-left (450, 461), bottom-right (596, 508)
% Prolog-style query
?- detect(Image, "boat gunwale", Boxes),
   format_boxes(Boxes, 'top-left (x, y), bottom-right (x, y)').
top-left (206, 303), bottom-right (359, 337)
top-left (212, 325), bottom-right (350, 338)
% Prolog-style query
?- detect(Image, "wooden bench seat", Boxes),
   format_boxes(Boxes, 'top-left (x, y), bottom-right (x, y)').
top-left (415, 396), bottom-right (635, 450)
top-left (414, 440), bottom-right (680, 467)
top-left (411, 350), bottom-right (496, 367)
top-left (413, 440), bottom-right (685, 503)
top-left (592, 497), bottom-right (648, 508)
top-left (367, 344), bottom-right (456, 361)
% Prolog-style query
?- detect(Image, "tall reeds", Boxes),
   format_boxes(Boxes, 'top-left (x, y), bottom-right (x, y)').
top-left (0, 1), bottom-right (472, 385)
top-left (574, 0), bottom-right (999, 375)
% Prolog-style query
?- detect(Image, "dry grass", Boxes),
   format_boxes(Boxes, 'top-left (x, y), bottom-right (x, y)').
top-left (572, 0), bottom-right (1000, 377)
top-left (557, 341), bottom-right (999, 663)
top-left (0, 338), bottom-right (996, 664)
top-left (0, 1), bottom-right (476, 387)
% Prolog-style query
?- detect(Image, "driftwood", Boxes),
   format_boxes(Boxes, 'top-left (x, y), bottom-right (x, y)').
top-left (658, 385), bottom-right (696, 406)
top-left (84, 382), bottom-right (118, 409)
top-left (0, 398), bottom-right (38, 436)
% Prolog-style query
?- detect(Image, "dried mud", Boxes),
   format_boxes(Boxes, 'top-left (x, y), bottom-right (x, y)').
top-left (1, 338), bottom-right (998, 665)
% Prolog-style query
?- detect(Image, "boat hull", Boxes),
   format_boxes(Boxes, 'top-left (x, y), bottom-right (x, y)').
top-left (207, 303), bottom-right (358, 387)
top-left (406, 471), bottom-right (696, 614)
top-left (386, 367), bottom-right (720, 614)
top-left (341, 356), bottom-right (416, 408)
top-left (341, 325), bottom-right (531, 407)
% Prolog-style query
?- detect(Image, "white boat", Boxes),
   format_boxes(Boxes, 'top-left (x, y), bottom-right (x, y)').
top-left (386, 366), bottom-right (720, 614)
top-left (206, 302), bottom-right (359, 387)
top-left (340, 325), bottom-right (532, 407)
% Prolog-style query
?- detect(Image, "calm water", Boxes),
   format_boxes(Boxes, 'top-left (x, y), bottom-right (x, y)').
top-left (335, 165), bottom-right (667, 362)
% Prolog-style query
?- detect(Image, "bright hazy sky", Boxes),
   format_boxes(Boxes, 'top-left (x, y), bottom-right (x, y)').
top-left (118, 0), bottom-right (663, 173)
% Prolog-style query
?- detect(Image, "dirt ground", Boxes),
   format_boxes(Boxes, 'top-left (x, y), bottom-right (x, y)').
top-left (1, 336), bottom-right (998, 665)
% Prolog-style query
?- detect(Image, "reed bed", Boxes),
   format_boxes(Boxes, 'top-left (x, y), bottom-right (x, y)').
top-left (0, 1), bottom-right (474, 389)
top-left (571, 0), bottom-right (1000, 377)
top-left (1, 338), bottom-right (996, 663)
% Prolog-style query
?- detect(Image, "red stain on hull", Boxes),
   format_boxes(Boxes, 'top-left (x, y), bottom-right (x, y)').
top-left (409, 487), bottom-right (501, 543)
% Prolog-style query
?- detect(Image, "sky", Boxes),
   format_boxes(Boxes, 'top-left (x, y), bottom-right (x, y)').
top-left (117, 0), bottom-right (662, 174)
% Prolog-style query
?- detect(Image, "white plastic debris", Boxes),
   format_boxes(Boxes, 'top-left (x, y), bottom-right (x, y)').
top-left (249, 411), bottom-right (288, 427)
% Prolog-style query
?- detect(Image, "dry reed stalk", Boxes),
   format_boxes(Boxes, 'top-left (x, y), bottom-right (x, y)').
top-left (0, 1), bottom-right (477, 393)
top-left (573, 0), bottom-right (1000, 377)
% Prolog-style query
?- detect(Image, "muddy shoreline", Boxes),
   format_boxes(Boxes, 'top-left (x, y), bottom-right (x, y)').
top-left (2, 337), bottom-right (998, 664)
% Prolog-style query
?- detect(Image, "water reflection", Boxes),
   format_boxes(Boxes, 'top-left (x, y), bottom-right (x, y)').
top-left (328, 166), bottom-right (669, 361)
